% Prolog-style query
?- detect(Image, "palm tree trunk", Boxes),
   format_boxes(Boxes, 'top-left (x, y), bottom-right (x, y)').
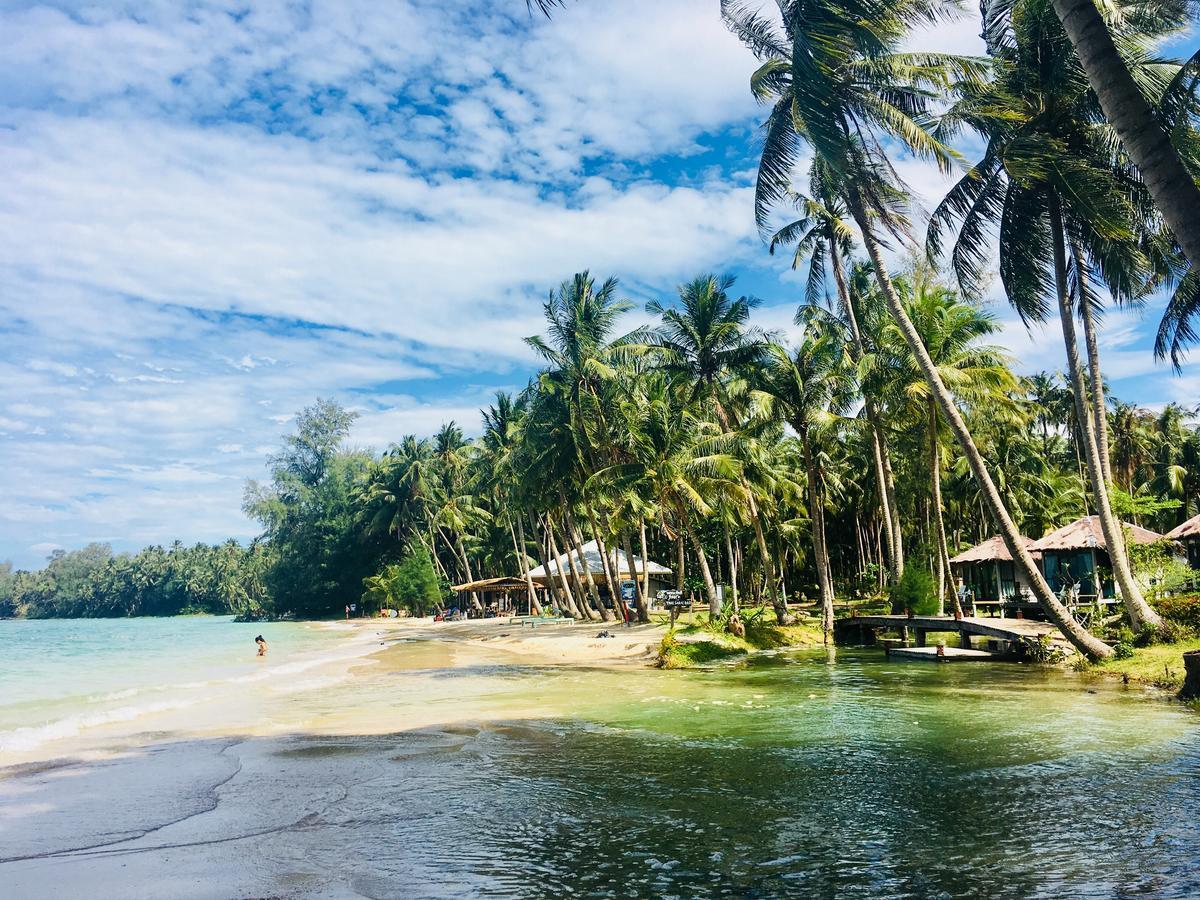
top-left (748, 493), bottom-right (794, 624)
top-left (639, 519), bottom-right (652, 603)
top-left (1072, 241), bottom-right (1114, 485)
top-left (801, 428), bottom-right (836, 639)
top-left (584, 510), bottom-right (621, 622)
top-left (724, 525), bottom-right (741, 615)
top-left (1050, 197), bottom-right (1162, 631)
top-left (545, 515), bottom-right (584, 619)
top-left (929, 400), bottom-right (959, 616)
top-left (690, 529), bottom-right (721, 615)
top-left (675, 533), bottom-right (685, 591)
top-left (621, 531), bottom-right (648, 623)
top-left (1049, 0), bottom-right (1200, 268)
top-left (453, 535), bottom-right (482, 612)
top-left (830, 240), bottom-right (903, 583)
top-left (849, 192), bottom-right (1112, 659)
top-left (512, 517), bottom-right (541, 616)
top-left (564, 508), bottom-right (609, 619)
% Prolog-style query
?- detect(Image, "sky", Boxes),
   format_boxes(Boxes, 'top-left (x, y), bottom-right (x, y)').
top-left (2, 0), bottom-right (1198, 570)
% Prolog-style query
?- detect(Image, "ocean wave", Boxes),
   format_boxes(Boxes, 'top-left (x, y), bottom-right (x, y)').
top-left (0, 630), bottom-right (383, 756)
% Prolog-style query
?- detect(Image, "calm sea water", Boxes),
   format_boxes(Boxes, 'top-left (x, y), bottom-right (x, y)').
top-left (0, 616), bottom-right (363, 755)
top-left (1, 620), bottom-right (1197, 897)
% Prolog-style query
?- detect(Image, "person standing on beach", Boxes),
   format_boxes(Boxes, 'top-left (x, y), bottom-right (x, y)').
top-left (255, 635), bottom-right (268, 657)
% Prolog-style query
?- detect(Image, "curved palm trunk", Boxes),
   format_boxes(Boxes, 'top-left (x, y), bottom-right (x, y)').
top-left (929, 401), bottom-right (959, 616)
top-left (800, 426), bottom-right (836, 639)
top-left (584, 512), bottom-right (620, 623)
top-left (513, 517), bottom-right (541, 616)
top-left (1050, 198), bottom-right (1162, 630)
top-left (622, 531), bottom-right (649, 623)
top-left (850, 194), bottom-right (1112, 659)
top-left (450, 533), bottom-right (482, 612)
top-left (639, 520), bottom-right (652, 606)
top-left (830, 241), bottom-right (903, 583)
top-left (749, 493), bottom-right (794, 624)
top-left (690, 529), bottom-right (721, 616)
top-left (545, 515), bottom-right (584, 619)
top-left (723, 526), bottom-right (741, 615)
top-left (1073, 242), bottom-right (1114, 486)
top-left (564, 506), bottom-right (606, 621)
top-left (1049, 0), bottom-right (1200, 268)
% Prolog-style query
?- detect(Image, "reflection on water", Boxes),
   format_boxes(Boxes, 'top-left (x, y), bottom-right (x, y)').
top-left (275, 648), bottom-right (1200, 897)
top-left (2, 643), bottom-right (1198, 898)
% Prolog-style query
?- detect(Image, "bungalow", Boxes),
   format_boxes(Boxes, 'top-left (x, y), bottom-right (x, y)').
top-left (1029, 515), bottom-right (1163, 601)
top-left (1166, 513), bottom-right (1200, 570)
top-left (949, 535), bottom-right (1041, 607)
top-left (527, 539), bottom-right (673, 605)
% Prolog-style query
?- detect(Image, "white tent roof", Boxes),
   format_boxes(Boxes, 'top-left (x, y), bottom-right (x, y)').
top-left (528, 539), bottom-right (672, 580)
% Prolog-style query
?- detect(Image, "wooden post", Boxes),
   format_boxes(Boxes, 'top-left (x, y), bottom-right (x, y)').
top-left (916, 629), bottom-right (927, 648)
top-left (901, 625), bottom-right (910, 644)
top-left (1181, 650), bottom-right (1200, 701)
top-left (960, 630), bottom-right (972, 650)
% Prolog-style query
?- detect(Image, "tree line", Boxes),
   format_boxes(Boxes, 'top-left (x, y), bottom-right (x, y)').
top-left (8, 0), bottom-right (1200, 663)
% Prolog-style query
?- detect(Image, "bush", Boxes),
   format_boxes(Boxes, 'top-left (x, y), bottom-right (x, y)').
top-left (1134, 619), bottom-right (1197, 646)
top-left (1113, 642), bottom-right (1135, 660)
top-left (890, 566), bottom-right (938, 616)
top-left (1154, 593), bottom-right (1200, 630)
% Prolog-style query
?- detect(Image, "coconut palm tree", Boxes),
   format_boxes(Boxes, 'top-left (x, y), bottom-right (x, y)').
top-left (759, 328), bottom-right (856, 636)
top-left (929, 0), bottom-right (1165, 629)
top-left (769, 164), bottom-right (906, 583)
top-left (723, 0), bottom-right (1113, 658)
top-left (876, 270), bottom-right (1020, 610)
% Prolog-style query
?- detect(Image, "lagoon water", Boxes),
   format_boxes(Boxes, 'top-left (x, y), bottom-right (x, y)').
top-left (1, 617), bottom-right (1198, 897)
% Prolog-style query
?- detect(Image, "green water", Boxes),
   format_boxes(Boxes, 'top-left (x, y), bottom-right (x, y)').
top-left (1, 625), bottom-right (1197, 897)
top-left (343, 650), bottom-right (1199, 897)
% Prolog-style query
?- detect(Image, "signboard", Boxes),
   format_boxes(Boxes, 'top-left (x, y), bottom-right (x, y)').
top-left (620, 580), bottom-right (637, 601)
top-left (658, 590), bottom-right (689, 609)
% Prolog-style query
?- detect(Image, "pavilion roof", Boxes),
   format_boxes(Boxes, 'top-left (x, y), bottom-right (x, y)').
top-left (1029, 516), bottom-right (1163, 552)
top-left (1165, 513), bottom-right (1200, 541)
top-left (527, 539), bottom-right (671, 581)
top-left (949, 535), bottom-right (1039, 565)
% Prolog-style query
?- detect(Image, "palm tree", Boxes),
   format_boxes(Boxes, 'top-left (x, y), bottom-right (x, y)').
top-left (724, 0), bottom-right (1113, 658)
top-left (769, 164), bottom-right (906, 583)
top-left (647, 274), bottom-right (797, 623)
top-left (1041, 0), bottom-right (1200, 268)
top-left (759, 328), bottom-right (856, 636)
top-left (878, 270), bottom-right (1019, 611)
top-left (929, 0), bottom-right (1164, 629)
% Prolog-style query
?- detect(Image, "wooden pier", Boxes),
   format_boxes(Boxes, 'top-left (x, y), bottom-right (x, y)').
top-left (834, 614), bottom-right (1067, 655)
top-left (885, 645), bottom-right (999, 662)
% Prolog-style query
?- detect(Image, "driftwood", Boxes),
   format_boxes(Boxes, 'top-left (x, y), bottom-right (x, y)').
top-left (1181, 650), bottom-right (1200, 701)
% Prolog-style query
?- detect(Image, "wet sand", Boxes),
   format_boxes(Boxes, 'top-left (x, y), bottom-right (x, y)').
top-left (0, 618), bottom-right (668, 898)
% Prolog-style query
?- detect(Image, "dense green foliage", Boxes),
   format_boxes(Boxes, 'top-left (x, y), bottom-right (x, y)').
top-left (361, 548), bottom-right (443, 617)
top-left (4, 540), bottom-right (269, 619)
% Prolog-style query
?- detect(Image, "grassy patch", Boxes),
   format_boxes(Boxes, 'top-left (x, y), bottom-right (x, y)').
top-left (656, 610), bottom-right (827, 669)
top-left (1086, 638), bottom-right (1200, 691)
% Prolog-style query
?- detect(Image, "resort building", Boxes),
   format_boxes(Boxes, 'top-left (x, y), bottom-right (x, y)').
top-left (527, 540), bottom-right (673, 605)
top-left (949, 535), bottom-right (1042, 608)
top-left (1029, 515), bottom-right (1163, 601)
top-left (1166, 513), bottom-right (1200, 570)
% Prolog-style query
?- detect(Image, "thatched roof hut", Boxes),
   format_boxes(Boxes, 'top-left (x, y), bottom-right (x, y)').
top-left (949, 535), bottom-right (1041, 605)
top-left (528, 539), bottom-right (671, 586)
top-left (949, 535), bottom-right (1040, 565)
top-left (1166, 513), bottom-right (1200, 542)
top-left (1029, 515), bottom-right (1162, 552)
top-left (451, 577), bottom-right (534, 594)
top-left (1166, 513), bottom-right (1200, 568)
top-left (1030, 516), bottom-right (1163, 600)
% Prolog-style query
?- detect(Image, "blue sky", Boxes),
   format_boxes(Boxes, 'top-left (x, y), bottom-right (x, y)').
top-left (2, 0), bottom-right (1198, 570)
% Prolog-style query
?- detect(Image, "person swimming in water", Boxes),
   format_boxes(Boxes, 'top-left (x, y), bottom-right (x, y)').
top-left (255, 635), bottom-right (268, 657)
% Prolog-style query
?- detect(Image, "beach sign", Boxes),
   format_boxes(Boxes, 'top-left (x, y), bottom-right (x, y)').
top-left (620, 580), bottom-right (637, 601)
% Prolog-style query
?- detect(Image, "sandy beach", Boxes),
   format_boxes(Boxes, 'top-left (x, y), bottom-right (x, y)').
top-left (0, 617), bottom-right (675, 898)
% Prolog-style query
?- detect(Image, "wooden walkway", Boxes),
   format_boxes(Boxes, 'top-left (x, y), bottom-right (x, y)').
top-left (885, 645), bottom-right (999, 662)
top-left (834, 614), bottom-right (1067, 652)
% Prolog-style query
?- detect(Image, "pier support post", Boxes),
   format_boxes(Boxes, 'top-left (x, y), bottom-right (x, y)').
top-left (1181, 650), bottom-right (1200, 701)
top-left (960, 631), bottom-right (972, 650)
top-left (915, 629), bottom-right (926, 648)
top-left (901, 625), bottom-right (910, 644)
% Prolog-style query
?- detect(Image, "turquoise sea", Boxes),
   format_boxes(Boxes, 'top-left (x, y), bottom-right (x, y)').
top-left (0, 616), bottom-right (365, 756)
